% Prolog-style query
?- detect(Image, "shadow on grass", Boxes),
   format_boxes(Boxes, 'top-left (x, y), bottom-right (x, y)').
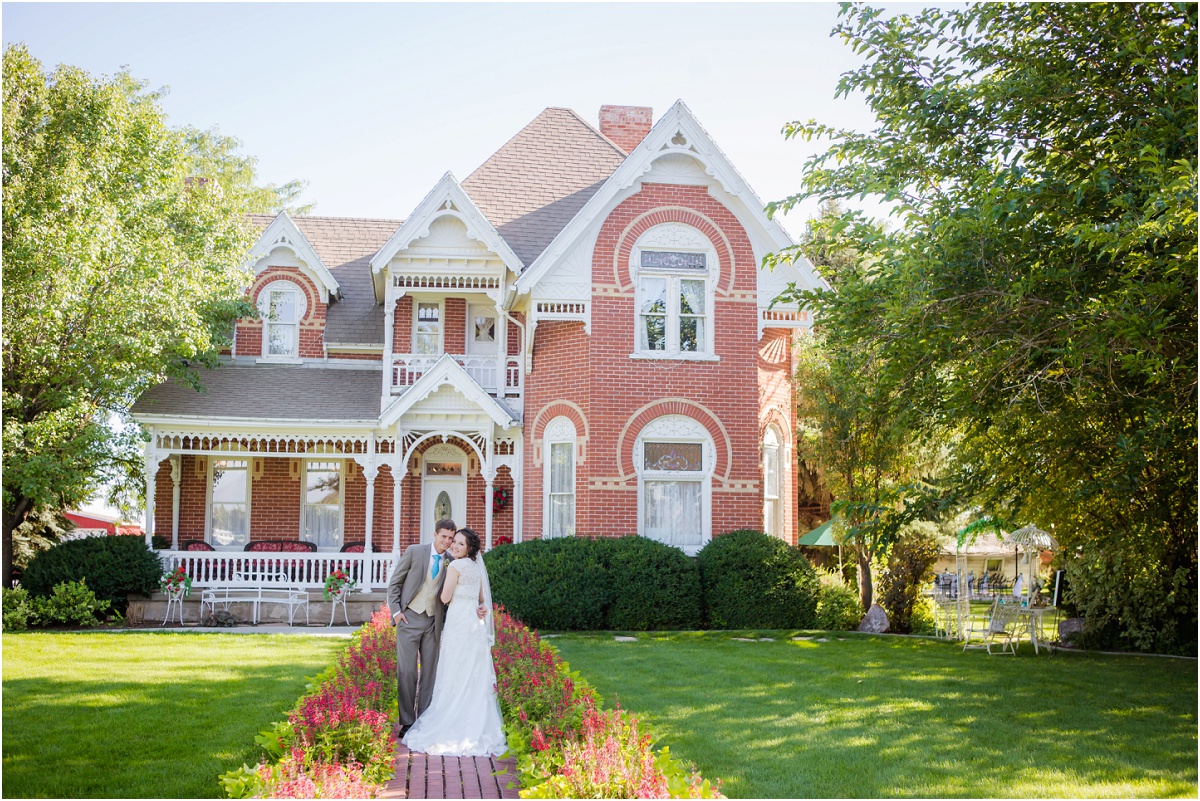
top-left (3, 641), bottom-right (341, 799)
top-left (551, 632), bottom-right (1197, 799)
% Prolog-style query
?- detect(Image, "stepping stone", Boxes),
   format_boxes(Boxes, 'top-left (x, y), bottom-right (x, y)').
top-left (792, 636), bottom-right (814, 641)
top-left (758, 637), bottom-right (775, 642)
top-left (614, 636), bottom-right (638, 642)
top-left (731, 637), bottom-right (756, 642)
top-left (837, 638), bottom-right (846, 641)
top-left (541, 634), bottom-right (561, 639)
top-left (816, 637), bottom-right (830, 642)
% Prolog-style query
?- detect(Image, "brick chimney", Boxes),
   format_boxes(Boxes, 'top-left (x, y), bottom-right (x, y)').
top-left (599, 105), bottom-right (653, 154)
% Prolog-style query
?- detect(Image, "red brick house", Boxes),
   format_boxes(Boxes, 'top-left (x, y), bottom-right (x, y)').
top-left (131, 102), bottom-right (822, 589)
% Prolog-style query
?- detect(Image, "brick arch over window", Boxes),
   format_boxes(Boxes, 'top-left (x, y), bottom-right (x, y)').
top-left (248, 269), bottom-right (321, 322)
top-left (616, 398), bottom-right (732, 483)
top-left (610, 207), bottom-right (738, 296)
top-left (531, 401), bottom-right (590, 466)
top-left (760, 407), bottom-right (793, 449)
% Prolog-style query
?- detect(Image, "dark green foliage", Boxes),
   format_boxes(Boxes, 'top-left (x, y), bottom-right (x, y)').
top-left (878, 527), bottom-right (941, 634)
top-left (815, 582), bottom-right (863, 631)
top-left (695, 530), bottom-right (820, 629)
top-left (21, 536), bottom-right (161, 607)
top-left (486, 537), bottom-right (612, 630)
top-left (603, 536), bottom-right (702, 630)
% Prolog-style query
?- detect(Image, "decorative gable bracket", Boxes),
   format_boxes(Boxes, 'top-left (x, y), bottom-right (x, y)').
top-left (243, 213), bottom-right (341, 304)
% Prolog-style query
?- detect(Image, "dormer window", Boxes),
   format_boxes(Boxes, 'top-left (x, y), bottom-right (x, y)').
top-left (415, 302), bottom-right (442, 355)
top-left (257, 280), bottom-right (307, 360)
top-left (630, 224), bottom-right (718, 360)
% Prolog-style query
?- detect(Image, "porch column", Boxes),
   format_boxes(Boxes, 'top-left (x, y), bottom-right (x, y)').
top-left (382, 290), bottom-right (396, 405)
top-left (169, 455), bottom-right (182, 550)
top-left (484, 473), bottom-right (494, 552)
top-left (514, 431), bottom-right (524, 543)
top-left (391, 454), bottom-right (403, 553)
top-left (495, 301), bottom-right (508, 398)
top-left (143, 438), bottom-right (157, 549)
top-left (362, 464), bottom-right (377, 555)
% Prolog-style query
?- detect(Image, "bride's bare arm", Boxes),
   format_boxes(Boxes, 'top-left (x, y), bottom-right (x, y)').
top-left (440, 563), bottom-right (460, 604)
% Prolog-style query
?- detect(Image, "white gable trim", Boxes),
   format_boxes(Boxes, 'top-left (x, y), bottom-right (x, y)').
top-left (379, 353), bottom-right (517, 430)
top-left (244, 213), bottom-right (340, 303)
top-left (516, 100), bottom-right (798, 296)
top-left (369, 172), bottom-right (524, 275)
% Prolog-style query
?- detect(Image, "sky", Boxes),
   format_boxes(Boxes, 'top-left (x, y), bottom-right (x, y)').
top-left (3, 2), bottom-right (888, 236)
top-left (4, 1), bottom-right (888, 519)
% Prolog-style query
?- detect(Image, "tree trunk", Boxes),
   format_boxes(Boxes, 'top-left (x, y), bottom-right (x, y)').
top-left (3, 495), bottom-right (32, 588)
top-left (857, 548), bottom-right (874, 611)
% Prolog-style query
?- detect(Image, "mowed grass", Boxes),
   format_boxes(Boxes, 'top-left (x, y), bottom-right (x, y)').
top-left (548, 631), bottom-right (1198, 799)
top-left (2, 632), bottom-right (346, 798)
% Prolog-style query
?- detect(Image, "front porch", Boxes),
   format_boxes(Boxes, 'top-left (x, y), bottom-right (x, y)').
top-left (129, 588), bottom-right (389, 626)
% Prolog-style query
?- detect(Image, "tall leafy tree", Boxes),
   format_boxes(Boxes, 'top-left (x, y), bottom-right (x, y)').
top-left (1, 45), bottom-right (308, 584)
top-left (771, 5), bottom-right (1197, 652)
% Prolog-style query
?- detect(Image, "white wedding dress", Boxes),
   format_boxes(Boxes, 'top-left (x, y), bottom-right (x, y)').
top-left (402, 554), bottom-right (508, 757)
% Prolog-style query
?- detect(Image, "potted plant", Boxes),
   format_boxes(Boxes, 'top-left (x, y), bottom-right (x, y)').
top-left (160, 566), bottom-right (192, 599)
top-left (323, 570), bottom-right (356, 600)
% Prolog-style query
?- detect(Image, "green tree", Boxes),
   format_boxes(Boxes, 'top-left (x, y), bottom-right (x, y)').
top-left (770, 4), bottom-right (1197, 651)
top-left (1, 45), bottom-right (307, 585)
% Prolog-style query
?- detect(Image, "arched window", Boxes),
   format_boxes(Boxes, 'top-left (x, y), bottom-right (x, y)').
top-left (636, 415), bottom-right (714, 554)
top-left (257, 280), bottom-right (306, 359)
top-left (763, 425), bottom-right (783, 539)
top-left (630, 223), bottom-right (719, 360)
top-left (543, 417), bottom-right (576, 538)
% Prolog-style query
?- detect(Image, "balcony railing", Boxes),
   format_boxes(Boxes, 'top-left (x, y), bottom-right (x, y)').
top-left (157, 550), bottom-right (400, 591)
top-left (390, 354), bottom-right (522, 396)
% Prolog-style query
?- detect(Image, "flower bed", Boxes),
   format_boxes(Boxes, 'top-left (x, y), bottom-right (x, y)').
top-left (220, 606), bottom-right (398, 799)
top-left (492, 606), bottom-right (723, 799)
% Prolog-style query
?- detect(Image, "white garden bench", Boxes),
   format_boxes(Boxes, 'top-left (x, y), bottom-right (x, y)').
top-left (200, 579), bottom-right (310, 626)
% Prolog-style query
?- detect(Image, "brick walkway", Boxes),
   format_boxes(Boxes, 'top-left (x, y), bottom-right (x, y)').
top-left (380, 742), bottom-right (520, 799)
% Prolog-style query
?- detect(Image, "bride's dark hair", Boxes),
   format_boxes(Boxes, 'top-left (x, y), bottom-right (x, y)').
top-left (456, 527), bottom-right (482, 559)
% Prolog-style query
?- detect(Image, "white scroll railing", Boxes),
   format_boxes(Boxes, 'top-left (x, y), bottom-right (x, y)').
top-left (157, 551), bottom-right (401, 591)
top-left (390, 354), bottom-right (522, 396)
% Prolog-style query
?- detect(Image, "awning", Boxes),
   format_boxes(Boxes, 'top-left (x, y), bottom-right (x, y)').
top-left (798, 520), bottom-right (837, 547)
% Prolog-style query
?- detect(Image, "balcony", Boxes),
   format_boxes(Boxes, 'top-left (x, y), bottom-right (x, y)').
top-left (390, 354), bottom-right (523, 397)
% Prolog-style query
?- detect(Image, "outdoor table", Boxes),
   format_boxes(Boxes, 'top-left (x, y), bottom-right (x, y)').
top-left (1010, 604), bottom-right (1055, 654)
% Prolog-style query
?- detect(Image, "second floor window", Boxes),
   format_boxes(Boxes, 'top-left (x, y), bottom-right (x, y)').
top-left (257, 280), bottom-right (306, 359)
top-left (415, 302), bottom-right (441, 355)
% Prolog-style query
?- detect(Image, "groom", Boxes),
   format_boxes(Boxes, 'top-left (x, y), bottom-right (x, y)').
top-left (387, 518), bottom-right (457, 737)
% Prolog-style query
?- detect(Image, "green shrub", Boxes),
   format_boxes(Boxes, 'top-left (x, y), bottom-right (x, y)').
top-left (695, 530), bottom-right (820, 629)
top-left (2, 586), bottom-right (33, 631)
top-left (487, 537), bottom-right (612, 630)
top-left (31, 579), bottom-right (111, 627)
top-left (909, 595), bottom-right (937, 636)
top-left (815, 581), bottom-right (862, 630)
top-left (21, 535), bottom-right (161, 608)
top-left (600, 537), bottom-right (702, 630)
top-left (878, 525), bottom-right (940, 634)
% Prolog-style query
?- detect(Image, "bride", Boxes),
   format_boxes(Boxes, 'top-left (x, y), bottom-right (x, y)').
top-left (402, 527), bottom-right (508, 757)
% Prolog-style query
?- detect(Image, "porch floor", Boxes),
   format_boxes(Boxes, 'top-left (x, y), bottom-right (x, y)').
top-left (381, 741), bottom-right (520, 799)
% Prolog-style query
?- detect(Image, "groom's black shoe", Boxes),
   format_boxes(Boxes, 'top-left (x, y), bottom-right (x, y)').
top-left (397, 724), bottom-right (411, 738)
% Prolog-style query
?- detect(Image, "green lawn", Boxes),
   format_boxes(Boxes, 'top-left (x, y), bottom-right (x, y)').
top-left (2, 632), bottom-right (346, 798)
top-left (548, 631), bottom-right (1198, 799)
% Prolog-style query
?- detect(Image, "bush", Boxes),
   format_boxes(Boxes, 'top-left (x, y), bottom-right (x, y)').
top-left (815, 581), bottom-right (862, 631)
top-left (695, 530), bottom-right (820, 629)
top-left (2, 586), bottom-right (33, 631)
top-left (33, 579), bottom-right (111, 627)
top-left (602, 537), bottom-right (702, 630)
top-left (21, 536), bottom-right (161, 608)
top-left (486, 537), bottom-right (612, 630)
top-left (878, 525), bottom-right (940, 634)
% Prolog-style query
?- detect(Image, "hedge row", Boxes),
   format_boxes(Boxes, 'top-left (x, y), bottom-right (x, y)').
top-left (21, 536), bottom-right (161, 608)
top-left (487, 530), bottom-right (820, 631)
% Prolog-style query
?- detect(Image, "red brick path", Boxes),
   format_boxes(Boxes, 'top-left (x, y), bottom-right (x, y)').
top-left (380, 742), bottom-right (521, 799)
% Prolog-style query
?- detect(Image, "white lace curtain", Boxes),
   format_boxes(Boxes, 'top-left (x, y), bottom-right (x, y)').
top-left (548, 442), bottom-right (574, 537)
top-left (643, 480), bottom-right (702, 547)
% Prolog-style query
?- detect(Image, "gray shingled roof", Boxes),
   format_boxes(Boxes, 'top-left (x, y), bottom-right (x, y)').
top-left (462, 107), bottom-right (626, 266)
top-left (132, 366), bottom-right (382, 421)
top-left (248, 214), bottom-right (401, 346)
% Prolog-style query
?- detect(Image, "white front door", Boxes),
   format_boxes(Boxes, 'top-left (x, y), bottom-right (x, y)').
top-left (420, 445), bottom-right (468, 542)
top-left (467, 304), bottom-right (499, 356)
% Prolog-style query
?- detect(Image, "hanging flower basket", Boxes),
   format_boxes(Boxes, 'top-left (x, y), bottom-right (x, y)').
top-left (323, 570), bottom-right (356, 600)
top-left (492, 487), bottom-right (511, 514)
top-left (160, 567), bottom-right (192, 598)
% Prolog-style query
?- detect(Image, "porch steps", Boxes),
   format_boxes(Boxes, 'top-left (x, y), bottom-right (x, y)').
top-left (381, 742), bottom-right (520, 799)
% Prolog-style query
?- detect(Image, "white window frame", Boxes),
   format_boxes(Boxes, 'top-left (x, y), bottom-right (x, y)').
top-left (205, 458), bottom-right (252, 550)
top-left (763, 424), bottom-right (783, 539)
top-left (630, 224), bottom-right (719, 361)
top-left (412, 299), bottom-right (444, 356)
top-left (301, 459), bottom-right (345, 552)
top-left (542, 416), bottom-right (577, 538)
top-left (257, 279), bottom-right (307, 361)
top-left (466, 303), bottom-right (499, 356)
top-left (635, 415), bottom-right (714, 556)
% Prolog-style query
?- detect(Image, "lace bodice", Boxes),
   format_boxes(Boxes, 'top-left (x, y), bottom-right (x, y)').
top-left (449, 556), bottom-right (481, 602)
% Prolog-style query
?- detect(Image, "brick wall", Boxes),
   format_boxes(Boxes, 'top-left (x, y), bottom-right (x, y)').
top-left (250, 457), bottom-right (301, 540)
top-left (758, 329), bottom-right (798, 544)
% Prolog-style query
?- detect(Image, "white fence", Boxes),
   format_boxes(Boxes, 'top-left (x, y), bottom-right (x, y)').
top-left (390, 354), bottom-right (522, 395)
top-left (157, 550), bottom-right (401, 591)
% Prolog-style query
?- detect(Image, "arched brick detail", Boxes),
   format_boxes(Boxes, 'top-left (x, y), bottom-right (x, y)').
top-left (237, 267), bottom-right (327, 358)
top-left (616, 398), bottom-right (732, 482)
top-left (609, 206), bottom-right (737, 295)
top-left (531, 400), bottom-right (590, 466)
top-left (248, 268), bottom-right (322, 323)
top-left (760, 406), bottom-right (792, 448)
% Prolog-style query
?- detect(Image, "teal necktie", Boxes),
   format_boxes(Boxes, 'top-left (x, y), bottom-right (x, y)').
top-left (432, 554), bottom-right (440, 580)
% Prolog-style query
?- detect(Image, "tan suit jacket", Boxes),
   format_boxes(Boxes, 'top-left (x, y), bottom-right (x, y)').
top-left (386, 542), bottom-right (449, 639)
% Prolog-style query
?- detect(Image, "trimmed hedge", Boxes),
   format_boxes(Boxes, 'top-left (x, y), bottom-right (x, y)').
top-left (21, 536), bottom-right (161, 608)
top-left (486, 536), bottom-right (703, 631)
top-left (486, 537), bottom-right (612, 630)
top-left (603, 536), bottom-right (702, 631)
top-left (696, 529), bottom-right (820, 629)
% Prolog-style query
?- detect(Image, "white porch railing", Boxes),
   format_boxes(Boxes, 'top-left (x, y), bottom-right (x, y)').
top-left (390, 354), bottom-right (522, 396)
top-left (157, 550), bottom-right (401, 592)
